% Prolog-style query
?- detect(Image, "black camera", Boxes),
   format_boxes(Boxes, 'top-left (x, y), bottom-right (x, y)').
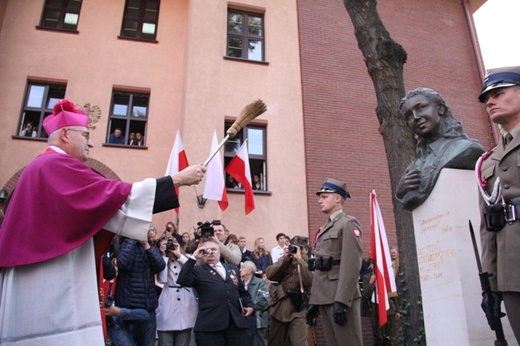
top-left (104, 297), bottom-right (114, 308)
top-left (201, 248), bottom-right (213, 255)
top-left (166, 237), bottom-right (177, 250)
top-left (195, 221), bottom-right (215, 239)
top-left (288, 244), bottom-right (298, 254)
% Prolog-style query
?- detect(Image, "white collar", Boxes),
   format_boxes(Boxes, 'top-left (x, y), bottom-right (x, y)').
top-left (48, 145), bottom-right (66, 154)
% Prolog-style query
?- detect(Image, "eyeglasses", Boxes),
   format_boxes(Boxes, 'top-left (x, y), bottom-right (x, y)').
top-left (66, 128), bottom-right (90, 141)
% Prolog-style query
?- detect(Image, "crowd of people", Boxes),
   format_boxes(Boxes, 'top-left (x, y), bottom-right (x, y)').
top-left (108, 128), bottom-right (146, 146)
top-left (100, 189), bottom-right (403, 346)
top-left (103, 220), bottom-right (315, 346)
top-left (226, 174), bottom-right (265, 191)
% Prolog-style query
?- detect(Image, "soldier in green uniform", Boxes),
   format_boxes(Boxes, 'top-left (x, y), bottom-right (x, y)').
top-left (477, 66), bottom-right (520, 343)
top-left (306, 178), bottom-right (363, 346)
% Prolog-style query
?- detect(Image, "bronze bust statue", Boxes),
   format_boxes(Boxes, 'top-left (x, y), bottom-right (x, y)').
top-left (395, 88), bottom-right (485, 211)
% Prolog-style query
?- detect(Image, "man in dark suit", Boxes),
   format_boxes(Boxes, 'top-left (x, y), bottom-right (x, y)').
top-left (238, 236), bottom-right (252, 262)
top-left (177, 241), bottom-right (254, 346)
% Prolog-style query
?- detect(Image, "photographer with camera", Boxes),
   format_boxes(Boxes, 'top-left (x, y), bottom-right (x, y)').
top-left (177, 240), bottom-right (254, 346)
top-left (191, 220), bottom-right (242, 266)
top-left (165, 221), bottom-right (184, 247)
top-left (102, 239), bottom-right (153, 346)
top-left (265, 236), bottom-right (313, 346)
top-left (156, 236), bottom-right (198, 346)
top-left (114, 236), bottom-right (166, 346)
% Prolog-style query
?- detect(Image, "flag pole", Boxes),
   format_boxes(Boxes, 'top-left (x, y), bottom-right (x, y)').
top-left (203, 134), bottom-right (230, 167)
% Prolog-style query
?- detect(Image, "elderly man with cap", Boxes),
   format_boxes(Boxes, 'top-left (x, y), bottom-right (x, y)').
top-left (306, 178), bottom-right (363, 346)
top-left (476, 65), bottom-right (520, 343)
top-left (0, 99), bottom-right (205, 345)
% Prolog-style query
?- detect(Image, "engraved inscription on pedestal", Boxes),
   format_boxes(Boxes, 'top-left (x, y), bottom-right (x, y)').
top-left (412, 169), bottom-right (515, 346)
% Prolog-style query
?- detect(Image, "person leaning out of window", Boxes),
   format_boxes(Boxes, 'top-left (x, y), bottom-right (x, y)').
top-left (20, 121), bottom-right (37, 137)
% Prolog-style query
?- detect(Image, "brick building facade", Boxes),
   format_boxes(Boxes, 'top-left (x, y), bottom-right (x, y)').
top-left (0, 0), bottom-right (496, 344)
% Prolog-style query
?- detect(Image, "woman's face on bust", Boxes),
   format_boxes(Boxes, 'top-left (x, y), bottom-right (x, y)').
top-left (401, 94), bottom-right (443, 140)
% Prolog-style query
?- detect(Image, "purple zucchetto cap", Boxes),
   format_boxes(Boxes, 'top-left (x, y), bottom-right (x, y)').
top-left (43, 99), bottom-right (88, 136)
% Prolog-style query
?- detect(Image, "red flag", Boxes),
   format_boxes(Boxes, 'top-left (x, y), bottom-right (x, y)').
top-left (225, 139), bottom-right (255, 214)
top-left (370, 190), bottom-right (397, 327)
top-left (165, 131), bottom-right (190, 212)
top-left (203, 130), bottom-right (228, 210)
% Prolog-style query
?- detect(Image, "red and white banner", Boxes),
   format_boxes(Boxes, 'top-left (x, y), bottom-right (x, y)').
top-left (225, 139), bottom-right (255, 215)
top-left (370, 190), bottom-right (397, 326)
top-left (165, 131), bottom-right (190, 213)
top-left (203, 130), bottom-right (228, 211)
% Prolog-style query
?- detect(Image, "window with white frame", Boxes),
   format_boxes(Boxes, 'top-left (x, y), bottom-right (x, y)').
top-left (17, 82), bottom-right (66, 139)
top-left (224, 121), bottom-right (267, 191)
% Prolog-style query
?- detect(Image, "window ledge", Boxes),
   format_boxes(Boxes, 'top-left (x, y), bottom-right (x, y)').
top-left (226, 188), bottom-right (272, 196)
top-left (223, 56), bottom-right (269, 65)
top-left (35, 26), bottom-right (79, 35)
top-left (117, 36), bottom-right (158, 44)
top-left (103, 143), bottom-right (148, 149)
top-left (12, 135), bottom-right (47, 142)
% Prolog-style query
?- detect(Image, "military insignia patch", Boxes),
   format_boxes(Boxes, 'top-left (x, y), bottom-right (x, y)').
top-left (353, 229), bottom-right (361, 237)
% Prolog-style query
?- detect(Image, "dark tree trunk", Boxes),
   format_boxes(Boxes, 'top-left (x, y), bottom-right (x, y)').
top-left (343, 0), bottom-right (425, 344)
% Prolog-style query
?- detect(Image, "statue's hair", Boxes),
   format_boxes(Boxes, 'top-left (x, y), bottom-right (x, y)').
top-left (400, 87), bottom-right (469, 141)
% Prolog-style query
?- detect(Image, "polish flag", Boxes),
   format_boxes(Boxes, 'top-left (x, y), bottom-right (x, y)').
top-left (225, 139), bottom-right (255, 214)
top-left (370, 190), bottom-right (397, 327)
top-left (203, 130), bottom-right (228, 211)
top-left (165, 131), bottom-right (190, 212)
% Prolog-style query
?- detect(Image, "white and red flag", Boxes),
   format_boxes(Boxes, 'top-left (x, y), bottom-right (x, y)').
top-left (165, 131), bottom-right (190, 212)
top-left (225, 139), bottom-right (255, 215)
top-left (370, 190), bottom-right (397, 327)
top-left (203, 130), bottom-right (229, 211)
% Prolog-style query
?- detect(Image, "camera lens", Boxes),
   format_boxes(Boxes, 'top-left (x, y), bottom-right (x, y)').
top-left (204, 249), bottom-right (213, 255)
top-left (288, 245), bottom-right (298, 254)
top-left (104, 297), bottom-right (114, 307)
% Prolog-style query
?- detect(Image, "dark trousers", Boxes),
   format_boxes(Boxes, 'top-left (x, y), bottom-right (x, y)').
top-left (503, 292), bottom-right (520, 344)
top-left (194, 317), bottom-right (252, 346)
top-left (127, 311), bottom-right (157, 346)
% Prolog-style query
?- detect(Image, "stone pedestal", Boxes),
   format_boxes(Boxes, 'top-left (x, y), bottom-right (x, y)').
top-left (412, 169), bottom-right (516, 345)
